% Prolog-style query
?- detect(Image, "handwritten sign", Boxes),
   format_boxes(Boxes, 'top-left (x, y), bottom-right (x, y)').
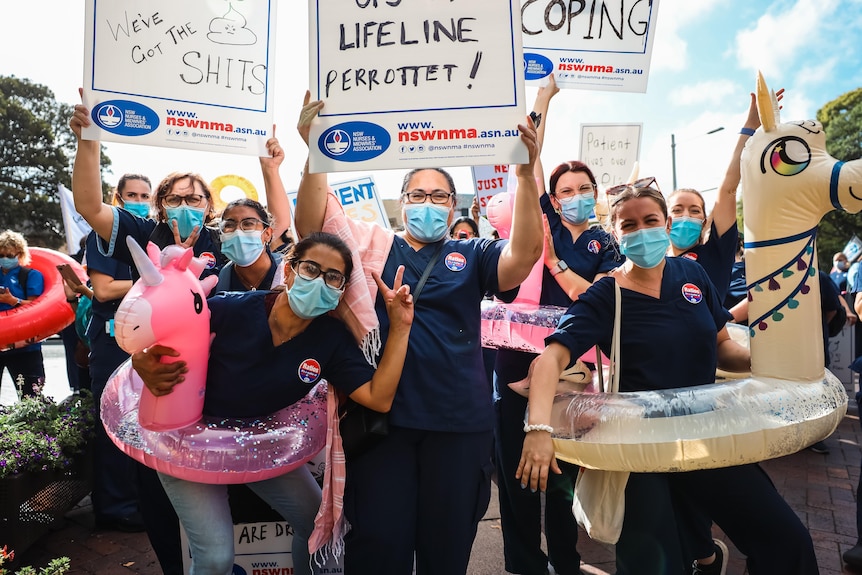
top-left (579, 123), bottom-right (642, 189)
top-left (520, 0), bottom-right (661, 93)
top-left (470, 164), bottom-right (511, 216)
top-left (308, 0), bottom-right (528, 173)
top-left (286, 175), bottom-right (391, 231)
top-left (82, 0), bottom-right (277, 155)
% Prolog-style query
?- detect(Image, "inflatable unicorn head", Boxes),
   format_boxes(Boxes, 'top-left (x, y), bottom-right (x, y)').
top-left (741, 72), bottom-right (862, 382)
top-left (115, 238), bottom-right (219, 431)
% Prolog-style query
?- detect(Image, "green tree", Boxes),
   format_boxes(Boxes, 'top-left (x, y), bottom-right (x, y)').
top-left (0, 76), bottom-right (111, 249)
top-left (816, 87), bottom-right (862, 270)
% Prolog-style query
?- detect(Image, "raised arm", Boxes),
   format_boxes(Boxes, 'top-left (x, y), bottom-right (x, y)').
top-left (497, 117), bottom-right (544, 291)
top-left (69, 95), bottom-right (115, 241)
top-left (531, 74), bottom-right (560, 196)
top-left (347, 266), bottom-right (413, 412)
top-left (259, 131), bottom-right (292, 250)
top-left (714, 89), bottom-right (784, 236)
top-left (294, 91), bottom-right (328, 239)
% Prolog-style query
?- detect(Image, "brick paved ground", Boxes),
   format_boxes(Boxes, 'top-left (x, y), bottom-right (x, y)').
top-left (13, 386), bottom-right (862, 575)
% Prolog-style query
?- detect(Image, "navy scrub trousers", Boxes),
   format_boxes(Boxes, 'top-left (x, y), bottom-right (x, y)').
top-left (344, 426), bottom-right (494, 575)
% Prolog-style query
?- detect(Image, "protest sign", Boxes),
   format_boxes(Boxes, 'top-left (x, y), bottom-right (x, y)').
top-left (82, 0), bottom-right (277, 155)
top-left (308, 0), bottom-right (528, 173)
top-left (471, 164), bottom-right (511, 216)
top-left (286, 175), bottom-right (391, 231)
top-left (520, 0), bottom-right (661, 93)
top-left (579, 123), bottom-right (642, 189)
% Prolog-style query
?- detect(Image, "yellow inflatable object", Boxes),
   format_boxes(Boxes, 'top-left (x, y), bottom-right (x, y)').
top-left (209, 174), bottom-right (259, 213)
top-left (546, 72), bottom-right (860, 472)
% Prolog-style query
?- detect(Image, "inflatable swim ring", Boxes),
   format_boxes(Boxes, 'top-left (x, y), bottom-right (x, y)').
top-left (101, 359), bottom-right (329, 484)
top-left (507, 72), bottom-right (859, 473)
top-left (209, 174), bottom-right (259, 214)
top-left (0, 248), bottom-right (85, 351)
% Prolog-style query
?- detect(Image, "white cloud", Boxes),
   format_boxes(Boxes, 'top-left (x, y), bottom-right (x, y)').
top-left (734, 0), bottom-right (840, 78)
top-left (651, 0), bottom-right (722, 72)
top-left (670, 80), bottom-right (741, 107)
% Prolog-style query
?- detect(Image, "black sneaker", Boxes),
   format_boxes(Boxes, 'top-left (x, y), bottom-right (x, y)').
top-left (809, 440), bottom-right (830, 454)
top-left (691, 539), bottom-right (728, 575)
top-left (845, 543), bottom-right (862, 569)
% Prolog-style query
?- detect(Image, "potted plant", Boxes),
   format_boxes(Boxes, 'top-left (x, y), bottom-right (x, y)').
top-left (0, 384), bottom-right (96, 559)
top-left (0, 545), bottom-right (69, 575)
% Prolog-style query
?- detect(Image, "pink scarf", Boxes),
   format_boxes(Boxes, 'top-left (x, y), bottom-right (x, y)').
top-left (307, 190), bottom-right (394, 563)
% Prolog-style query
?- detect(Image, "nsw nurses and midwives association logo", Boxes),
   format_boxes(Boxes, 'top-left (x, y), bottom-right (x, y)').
top-left (323, 129), bottom-right (351, 156)
top-left (96, 104), bottom-right (123, 128)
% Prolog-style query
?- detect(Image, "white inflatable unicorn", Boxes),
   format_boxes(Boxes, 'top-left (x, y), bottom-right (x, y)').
top-left (541, 73), bottom-right (860, 472)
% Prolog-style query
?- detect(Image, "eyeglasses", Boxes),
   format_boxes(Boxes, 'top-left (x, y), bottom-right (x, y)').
top-left (0, 253), bottom-right (17, 259)
top-left (292, 260), bottom-right (347, 291)
top-left (554, 183), bottom-right (596, 199)
top-left (606, 177), bottom-right (660, 197)
top-left (218, 218), bottom-right (269, 233)
top-left (402, 189), bottom-right (454, 205)
top-left (163, 194), bottom-right (207, 208)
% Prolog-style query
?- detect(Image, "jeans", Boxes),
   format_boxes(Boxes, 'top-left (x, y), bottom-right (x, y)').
top-left (159, 467), bottom-right (321, 575)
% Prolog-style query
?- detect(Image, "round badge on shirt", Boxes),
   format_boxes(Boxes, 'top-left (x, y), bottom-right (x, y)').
top-left (681, 252), bottom-right (698, 261)
top-left (681, 283), bottom-right (703, 304)
top-left (445, 252), bottom-right (467, 272)
top-left (199, 251), bottom-right (217, 269)
top-left (587, 239), bottom-right (601, 254)
top-left (298, 358), bottom-right (322, 384)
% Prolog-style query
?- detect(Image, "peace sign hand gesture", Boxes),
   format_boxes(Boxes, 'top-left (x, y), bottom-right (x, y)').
top-left (373, 265), bottom-right (413, 334)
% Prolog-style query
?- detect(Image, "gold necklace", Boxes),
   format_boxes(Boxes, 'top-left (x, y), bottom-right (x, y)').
top-left (622, 270), bottom-right (660, 293)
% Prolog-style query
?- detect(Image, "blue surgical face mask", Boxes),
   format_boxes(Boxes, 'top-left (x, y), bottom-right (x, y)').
top-left (123, 201), bottom-right (150, 219)
top-left (619, 227), bottom-right (670, 269)
top-left (165, 206), bottom-right (207, 239)
top-left (287, 274), bottom-right (342, 320)
top-left (669, 216), bottom-right (704, 250)
top-left (220, 230), bottom-right (265, 267)
top-left (404, 204), bottom-right (450, 243)
top-left (558, 192), bottom-right (596, 225)
top-left (0, 257), bottom-right (19, 271)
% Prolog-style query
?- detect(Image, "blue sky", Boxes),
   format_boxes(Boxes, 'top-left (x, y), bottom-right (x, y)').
top-left (3, 0), bottom-right (862, 210)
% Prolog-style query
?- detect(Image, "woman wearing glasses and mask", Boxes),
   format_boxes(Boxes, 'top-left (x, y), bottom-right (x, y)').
top-left (131, 232), bottom-right (414, 575)
top-left (294, 91), bottom-right (543, 575)
top-left (518, 183), bottom-right (817, 575)
top-left (214, 198), bottom-right (287, 292)
top-left (493, 77), bottom-right (623, 575)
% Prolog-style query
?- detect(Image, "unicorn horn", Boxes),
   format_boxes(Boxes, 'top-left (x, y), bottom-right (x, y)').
top-left (127, 236), bottom-right (164, 286)
top-left (756, 71), bottom-right (776, 133)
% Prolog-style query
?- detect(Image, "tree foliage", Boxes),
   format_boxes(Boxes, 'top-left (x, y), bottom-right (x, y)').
top-left (816, 87), bottom-right (862, 270)
top-left (0, 76), bottom-right (110, 249)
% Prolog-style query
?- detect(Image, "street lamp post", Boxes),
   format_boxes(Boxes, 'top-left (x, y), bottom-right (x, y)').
top-left (671, 127), bottom-right (725, 191)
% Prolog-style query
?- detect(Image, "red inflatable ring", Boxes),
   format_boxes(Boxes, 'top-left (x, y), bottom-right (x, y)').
top-left (0, 247), bottom-right (86, 351)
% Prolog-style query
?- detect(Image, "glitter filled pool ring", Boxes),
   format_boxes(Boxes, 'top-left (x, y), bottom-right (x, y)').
top-left (101, 359), bottom-right (328, 484)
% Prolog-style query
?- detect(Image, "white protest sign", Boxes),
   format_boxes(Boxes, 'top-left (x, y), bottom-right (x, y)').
top-left (579, 123), bottom-right (642, 189)
top-left (286, 175), bottom-right (391, 231)
top-left (82, 0), bottom-right (276, 156)
top-left (308, 0), bottom-right (528, 173)
top-left (520, 0), bottom-right (661, 93)
top-left (471, 164), bottom-right (511, 216)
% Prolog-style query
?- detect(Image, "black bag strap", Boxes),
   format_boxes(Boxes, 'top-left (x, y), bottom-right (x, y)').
top-left (18, 266), bottom-right (30, 297)
top-left (413, 241), bottom-right (445, 303)
top-left (215, 262), bottom-right (234, 293)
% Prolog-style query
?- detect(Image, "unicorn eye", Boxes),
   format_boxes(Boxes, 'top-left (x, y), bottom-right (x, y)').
top-left (193, 291), bottom-right (203, 314)
top-left (760, 136), bottom-right (811, 177)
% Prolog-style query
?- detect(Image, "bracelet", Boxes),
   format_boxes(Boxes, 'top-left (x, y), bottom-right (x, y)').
top-left (524, 423), bottom-right (554, 434)
top-left (739, 127), bottom-right (756, 136)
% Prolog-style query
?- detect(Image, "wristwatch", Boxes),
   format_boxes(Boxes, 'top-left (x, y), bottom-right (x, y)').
top-left (550, 260), bottom-right (569, 277)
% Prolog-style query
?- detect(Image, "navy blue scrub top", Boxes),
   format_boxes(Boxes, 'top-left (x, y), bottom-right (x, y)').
top-left (375, 235), bottom-right (513, 432)
top-left (547, 257), bottom-right (731, 392)
top-left (85, 230), bottom-right (133, 341)
top-left (0, 264), bottom-right (45, 353)
top-left (677, 221), bottom-right (738, 304)
top-left (204, 291), bottom-right (373, 418)
top-left (96, 207), bottom-right (224, 284)
top-left (539, 194), bottom-right (623, 307)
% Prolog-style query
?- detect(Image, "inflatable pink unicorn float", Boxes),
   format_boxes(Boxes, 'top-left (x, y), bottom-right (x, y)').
top-left (100, 238), bottom-right (328, 484)
top-left (537, 73), bottom-right (860, 473)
